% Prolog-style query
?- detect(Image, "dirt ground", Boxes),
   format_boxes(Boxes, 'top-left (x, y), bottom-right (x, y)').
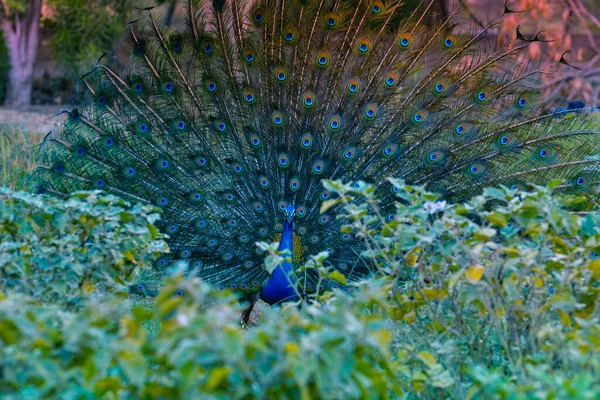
top-left (0, 105), bottom-right (67, 136)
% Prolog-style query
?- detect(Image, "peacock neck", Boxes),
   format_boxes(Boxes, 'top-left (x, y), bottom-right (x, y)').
top-left (260, 218), bottom-right (299, 305)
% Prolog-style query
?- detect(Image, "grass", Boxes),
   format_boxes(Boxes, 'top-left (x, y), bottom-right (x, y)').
top-left (0, 124), bottom-right (44, 191)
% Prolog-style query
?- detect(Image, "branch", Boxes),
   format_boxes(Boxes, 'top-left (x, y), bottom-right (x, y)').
top-left (566, 0), bottom-right (600, 53)
top-left (574, 0), bottom-right (600, 30)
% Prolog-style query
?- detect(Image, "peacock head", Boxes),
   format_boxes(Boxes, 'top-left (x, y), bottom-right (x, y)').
top-left (284, 204), bottom-right (295, 223)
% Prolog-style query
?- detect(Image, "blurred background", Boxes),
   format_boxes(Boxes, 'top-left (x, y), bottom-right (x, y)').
top-left (0, 0), bottom-right (598, 130)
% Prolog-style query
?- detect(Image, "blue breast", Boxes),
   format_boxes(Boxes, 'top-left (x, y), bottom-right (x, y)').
top-left (260, 219), bottom-right (299, 304)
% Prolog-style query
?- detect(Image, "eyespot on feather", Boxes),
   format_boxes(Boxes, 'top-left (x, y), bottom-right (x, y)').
top-left (356, 37), bottom-right (373, 54)
top-left (364, 104), bottom-right (378, 121)
top-left (312, 160), bottom-right (325, 175)
top-left (251, 7), bottom-right (265, 24)
top-left (325, 12), bottom-right (339, 28)
top-left (243, 88), bottom-right (257, 104)
top-left (316, 50), bottom-right (331, 67)
top-left (346, 78), bottom-right (361, 94)
top-left (302, 91), bottom-right (316, 109)
top-left (384, 71), bottom-right (399, 88)
top-left (442, 34), bottom-right (456, 49)
top-left (283, 26), bottom-right (298, 43)
top-left (271, 111), bottom-right (285, 127)
top-left (398, 32), bottom-right (413, 48)
top-left (274, 66), bottom-right (288, 83)
top-left (475, 89), bottom-right (492, 104)
top-left (277, 153), bottom-right (290, 168)
top-left (371, 0), bottom-right (384, 14)
top-left (453, 122), bottom-right (471, 137)
top-left (327, 115), bottom-right (342, 132)
top-left (412, 110), bottom-right (428, 125)
top-left (342, 147), bottom-right (357, 161)
top-left (299, 133), bottom-right (314, 149)
top-left (289, 178), bottom-right (301, 191)
top-left (433, 79), bottom-right (450, 95)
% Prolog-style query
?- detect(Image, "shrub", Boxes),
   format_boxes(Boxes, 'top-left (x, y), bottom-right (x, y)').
top-left (324, 179), bottom-right (600, 397)
top-left (0, 189), bottom-right (167, 308)
top-left (1, 182), bottom-right (600, 398)
top-left (0, 277), bottom-right (401, 399)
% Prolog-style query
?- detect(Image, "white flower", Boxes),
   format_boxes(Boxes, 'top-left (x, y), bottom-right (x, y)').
top-left (424, 201), bottom-right (446, 214)
top-left (176, 313), bottom-right (190, 327)
top-left (424, 201), bottom-right (437, 214)
top-left (435, 201), bottom-right (447, 211)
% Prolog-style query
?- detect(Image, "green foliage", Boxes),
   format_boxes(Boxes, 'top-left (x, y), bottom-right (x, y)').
top-left (44, 0), bottom-right (137, 78)
top-left (0, 30), bottom-right (9, 105)
top-left (0, 277), bottom-right (400, 398)
top-left (0, 126), bottom-right (40, 190)
top-left (2, 183), bottom-right (600, 398)
top-left (324, 179), bottom-right (600, 398)
top-left (0, 189), bottom-right (167, 308)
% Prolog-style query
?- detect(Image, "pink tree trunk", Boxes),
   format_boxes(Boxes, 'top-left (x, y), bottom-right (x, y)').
top-left (1, 0), bottom-right (42, 106)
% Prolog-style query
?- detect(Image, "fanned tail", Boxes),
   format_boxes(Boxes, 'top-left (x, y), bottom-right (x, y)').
top-left (37, 0), bottom-right (600, 295)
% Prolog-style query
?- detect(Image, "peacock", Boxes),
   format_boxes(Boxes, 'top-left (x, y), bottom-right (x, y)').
top-left (37, 0), bottom-right (600, 318)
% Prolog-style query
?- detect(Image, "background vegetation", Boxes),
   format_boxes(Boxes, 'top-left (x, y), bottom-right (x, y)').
top-left (2, 176), bottom-right (600, 398)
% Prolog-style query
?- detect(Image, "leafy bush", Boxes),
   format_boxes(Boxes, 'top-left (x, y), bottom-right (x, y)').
top-left (324, 179), bottom-right (600, 398)
top-left (0, 277), bottom-right (400, 399)
top-left (0, 189), bottom-right (167, 308)
top-left (1, 182), bottom-right (600, 398)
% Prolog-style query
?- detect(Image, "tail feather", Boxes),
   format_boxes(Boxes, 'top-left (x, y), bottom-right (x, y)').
top-left (37, 0), bottom-right (600, 293)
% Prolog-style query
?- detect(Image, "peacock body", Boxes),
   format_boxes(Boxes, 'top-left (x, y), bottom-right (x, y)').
top-left (38, 0), bottom-right (600, 306)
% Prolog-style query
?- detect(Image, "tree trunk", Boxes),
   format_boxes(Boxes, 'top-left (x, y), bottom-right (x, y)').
top-left (1, 0), bottom-right (42, 106)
